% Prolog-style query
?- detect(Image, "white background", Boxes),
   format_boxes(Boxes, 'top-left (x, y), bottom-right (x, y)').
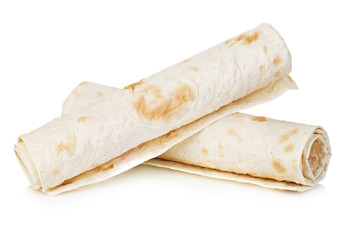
top-left (0, 1), bottom-right (340, 239)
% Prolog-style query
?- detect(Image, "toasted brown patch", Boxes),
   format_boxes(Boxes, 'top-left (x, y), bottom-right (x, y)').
top-left (218, 143), bottom-right (223, 150)
top-left (201, 147), bottom-right (208, 157)
top-left (60, 178), bottom-right (73, 186)
top-left (181, 58), bottom-right (190, 64)
top-left (272, 159), bottom-right (287, 174)
top-left (273, 57), bottom-right (282, 67)
top-left (284, 142), bottom-right (295, 153)
top-left (263, 46), bottom-right (268, 53)
top-left (279, 128), bottom-right (299, 143)
top-left (224, 38), bottom-right (238, 47)
top-left (251, 116), bottom-right (267, 122)
top-left (96, 91), bottom-right (104, 97)
top-left (236, 31), bottom-right (260, 44)
top-left (52, 170), bottom-right (59, 176)
top-left (274, 71), bottom-right (281, 78)
top-left (244, 31), bottom-right (260, 44)
top-left (77, 116), bottom-right (88, 122)
top-left (56, 134), bottom-right (76, 156)
top-left (225, 31), bottom-right (260, 48)
top-left (95, 163), bottom-right (115, 173)
top-left (80, 82), bottom-right (88, 86)
top-left (124, 79), bottom-right (144, 91)
top-left (134, 84), bottom-right (196, 121)
top-left (188, 66), bottom-right (198, 71)
top-left (235, 35), bottom-right (244, 42)
top-left (224, 39), bottom-right (232, 45)
top-left (160, 129), bottom-right (179, 144)
top-left (259, 65), bottom-right (266, 73)
top-left (227, 128), bottom-right (243, 142)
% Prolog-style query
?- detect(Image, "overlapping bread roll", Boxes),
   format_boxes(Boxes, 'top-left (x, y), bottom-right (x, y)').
top-left (64, 83), bottom-right (330, 191)
top-left (15, 23), bottom-right (294, 194)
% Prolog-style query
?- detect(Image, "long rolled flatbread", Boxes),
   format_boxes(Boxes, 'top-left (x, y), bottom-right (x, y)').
top-left (63, 83), bottom-right (331, 191)
top-left (15, 23), bottom-right (294, 194)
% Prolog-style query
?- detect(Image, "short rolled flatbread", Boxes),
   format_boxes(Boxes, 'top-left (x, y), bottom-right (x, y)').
top-left (149, 113), bottom-right (331, 191)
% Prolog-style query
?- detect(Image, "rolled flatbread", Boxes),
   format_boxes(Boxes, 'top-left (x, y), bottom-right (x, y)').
top-left (63, 84), bottom-right (330, 191)
top-left (150, 114), bottom-right (331, 191)
top-left (15, 23), bottom-right (294, 194)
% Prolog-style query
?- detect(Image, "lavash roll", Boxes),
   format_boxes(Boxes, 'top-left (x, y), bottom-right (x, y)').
top-left (63, 83), bottom-right (330, 191)
top-left (150, 114), bottom-right (331, 191)
top-left (15, 23), bottom-right (293, 194)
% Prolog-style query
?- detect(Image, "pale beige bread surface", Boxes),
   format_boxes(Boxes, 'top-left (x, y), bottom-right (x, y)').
top-left (64, 82), bottom-right (330, 191)
top-left (15, 23), bottom-right (293, 194)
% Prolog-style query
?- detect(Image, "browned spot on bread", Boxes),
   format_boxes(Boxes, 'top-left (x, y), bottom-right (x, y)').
top-left (96, 91), bottom-right (104, 97)
top-left (273, 57), bottom-right (282, 67)
top-left (229, 42), bottom-right (237, 47)
top-left (236, 34), bottom-right (245, 42)
top-left (60, 178), bottom-right (73, 186)
top-left (218, 143), bottom-right (223, 150)
top-left (279, 128), bottom-right (299, 143)
top-left (251, 116), bottom-right (267, 122)
top-left (77, 116), bottom-right (87, 122)
top-left (95, 163), bottom-right (115, 173)
top-left (244, 31), bottom-right (260, 44)
top-left (56, 134), bottom-right (76, 156)
top-left (137, 142), bottom-right (147, 151)
top-left (124, 79), bottom-right (144, 91)
top-left (236, 31), bottom-right (260, 44)
top-left (272, 159), bottom-right (287, 174)
top-left (52, 170), bottom-right (59, 176)
top-left (180, 58), bottom-right (190, 64)
top-left (263, 46), bottom-right (269, 53)
top-left (284, 142), bottom-right (295, 153)
top-left (225, 31), bottom-right (260, 48)
top-left (188, 66), bottom-right (198, 71)
top-left (227, 128), bottom-right (243, 142)
top-left (224, 39), bottom-right (232, 45)
top-left (274, 71), bottom-right (281, 78)
top-left (259, 65), bottom-right (266, 73)
top-left (160, 129), bottom-right (179, 144)
top-left (80, 82), bottom-right (88, 86)
top-left (134, 84), bottom-right (196, 121)
top-left (201, 147), bottom-right (208, 157)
